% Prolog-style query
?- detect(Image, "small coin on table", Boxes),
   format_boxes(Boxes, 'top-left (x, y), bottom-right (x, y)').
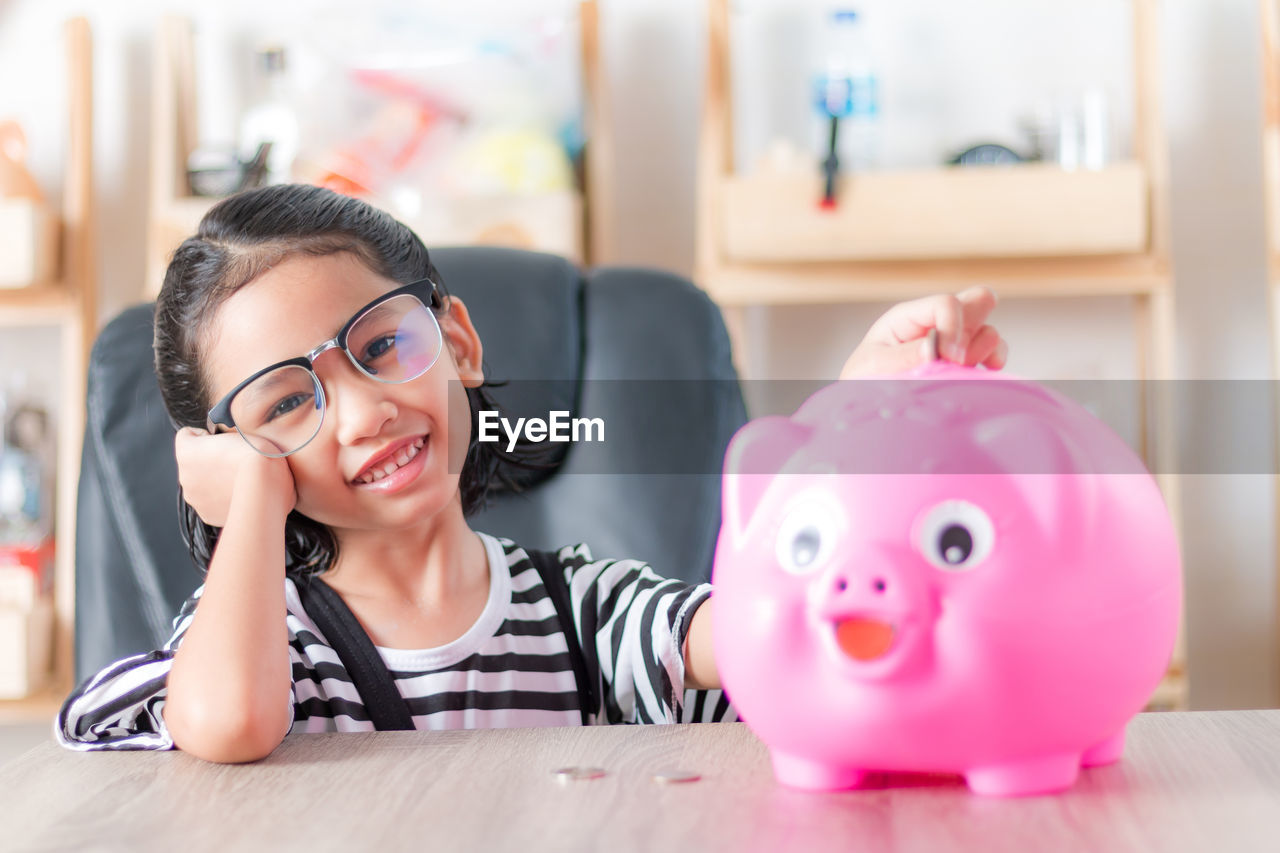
top-left (553, 766), bottom-right (606, 782)
top-left (652, 770), bottom-right (701, 784)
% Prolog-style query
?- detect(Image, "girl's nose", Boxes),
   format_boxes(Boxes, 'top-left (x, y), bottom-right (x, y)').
top-left (323, 360), bottom-right (398, 445)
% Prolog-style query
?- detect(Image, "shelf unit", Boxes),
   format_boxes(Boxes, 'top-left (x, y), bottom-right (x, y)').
top-left (0, 18), bottom-right (97, 721)
top-left (146, 1), bottom-right (611, 298)
top-left (696, 0), bottom-right (1187, 710)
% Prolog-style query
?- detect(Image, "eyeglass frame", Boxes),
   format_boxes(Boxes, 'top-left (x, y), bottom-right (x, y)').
top-left (205, 277), bottom-right (445, 457)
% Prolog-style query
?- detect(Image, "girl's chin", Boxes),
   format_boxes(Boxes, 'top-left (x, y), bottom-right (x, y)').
top-left (301, 478), bottom-right (466, 533)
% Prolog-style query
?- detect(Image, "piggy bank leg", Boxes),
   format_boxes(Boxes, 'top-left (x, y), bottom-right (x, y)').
top-left (964, 754), bottom-right (1081, 797)
top-left (1080, 729), bottom-right (1126, 767)
top-left (771, 751), bottom-right (868, 791)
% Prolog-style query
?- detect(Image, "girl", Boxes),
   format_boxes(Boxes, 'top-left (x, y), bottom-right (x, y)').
top-left (57, 184), bottom-right (1006, 763)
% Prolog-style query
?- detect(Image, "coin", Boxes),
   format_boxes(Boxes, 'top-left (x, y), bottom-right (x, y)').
top-left (652, 770), bottom-right (701, 784)
top-left (553, 766), bottom-right (606, 782)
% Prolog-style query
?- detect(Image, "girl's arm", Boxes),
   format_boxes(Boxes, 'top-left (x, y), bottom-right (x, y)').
top-left (163, 440), bottom-right (296, 763)
top-left (683, 600), bottom-right (720, 690)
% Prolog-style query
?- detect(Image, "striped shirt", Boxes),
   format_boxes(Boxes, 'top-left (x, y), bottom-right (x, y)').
top-left (56, 533), bottom-right (736, 751)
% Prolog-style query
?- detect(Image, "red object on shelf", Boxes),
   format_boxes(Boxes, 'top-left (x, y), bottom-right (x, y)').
top-left (0, 536), bottom-right (54, 608)
top-left (0, 537), bottom-right (54, 572)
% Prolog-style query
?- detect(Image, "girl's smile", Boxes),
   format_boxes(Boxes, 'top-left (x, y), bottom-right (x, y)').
top-left (350, 434), bottom-right (429, 490)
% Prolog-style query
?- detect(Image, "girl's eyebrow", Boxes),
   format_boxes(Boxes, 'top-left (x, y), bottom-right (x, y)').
top-left (239, 369), bottom-right (300, 400)
top-left (356, 302), bottom-right (397, 324)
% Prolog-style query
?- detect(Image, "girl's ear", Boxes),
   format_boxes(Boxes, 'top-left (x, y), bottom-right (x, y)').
top-left (439, 295), bottom-right (485, 388)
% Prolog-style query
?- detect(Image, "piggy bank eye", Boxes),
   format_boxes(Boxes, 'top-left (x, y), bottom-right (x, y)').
top-left (918, 501), bottom-right (995, 572)
top-left (776, 502), bottom-right (839, 575)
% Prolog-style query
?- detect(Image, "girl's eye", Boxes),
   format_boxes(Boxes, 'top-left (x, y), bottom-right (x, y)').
top-left (917, 500), bottom-right (995, 572)
top-left (775, 497), bottom-right (841, 575)
top-left (265, 393), bottom-right (312, 423)
top-left (361, 335), bottom-right (397, 366)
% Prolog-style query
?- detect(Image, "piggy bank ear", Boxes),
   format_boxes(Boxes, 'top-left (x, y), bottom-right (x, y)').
top-left (972, 413), bottom-right (1094, 545)
top-left (722, 417), bottom-right (810, 547)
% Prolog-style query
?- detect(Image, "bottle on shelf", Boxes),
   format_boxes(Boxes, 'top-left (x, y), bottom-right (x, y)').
top-left (0, 377), bottom-right (53, 546)
top-left (238, 45), bottom-right (300, 186)
top-left (812, 6), bottom-right (881, 206)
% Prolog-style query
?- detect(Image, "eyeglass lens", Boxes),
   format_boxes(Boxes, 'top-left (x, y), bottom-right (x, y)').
top-left (228, 294), bottom-right (442, 456)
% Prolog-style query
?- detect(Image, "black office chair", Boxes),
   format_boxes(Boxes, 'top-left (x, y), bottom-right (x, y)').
top-left (74, 247), bottom-right (747, 682)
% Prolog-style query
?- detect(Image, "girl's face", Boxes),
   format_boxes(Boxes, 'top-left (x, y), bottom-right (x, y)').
top-left (202, 251), bottom-right (484, 533)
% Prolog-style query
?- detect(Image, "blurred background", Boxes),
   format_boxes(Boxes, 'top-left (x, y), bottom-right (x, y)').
top-left (0, 0), bottom-right (1274, 749)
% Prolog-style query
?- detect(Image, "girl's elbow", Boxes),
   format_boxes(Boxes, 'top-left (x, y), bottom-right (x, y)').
top-left (165, 700), bottom-right (288, 764)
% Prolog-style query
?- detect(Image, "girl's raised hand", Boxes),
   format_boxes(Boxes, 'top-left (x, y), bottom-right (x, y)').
top-left (174, 427), bottom-right (297, 528)
top-left (838, 286), bottom-right (1009, 379)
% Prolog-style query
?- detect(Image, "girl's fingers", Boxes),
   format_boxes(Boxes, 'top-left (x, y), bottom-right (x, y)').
top-left (962, 324), bottom-right (1002, 368)
top-left (955, 286), bottom-right (998, 333)
top-left (869, 287), bottom-right (999, 362)
top-left (983, 338), bottom-right (1010, 370)
top-left (871, 293), bottom-right (966, 361)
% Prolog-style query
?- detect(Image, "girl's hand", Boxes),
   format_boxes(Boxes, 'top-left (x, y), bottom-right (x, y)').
top-left (839, 286), bottom-right (1009, 379)
top-left (174, 427), bottom-right (296, 527)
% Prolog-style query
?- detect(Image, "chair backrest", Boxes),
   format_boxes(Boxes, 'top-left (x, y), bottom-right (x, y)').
top-left (74, 247), bottom-right (746, 682)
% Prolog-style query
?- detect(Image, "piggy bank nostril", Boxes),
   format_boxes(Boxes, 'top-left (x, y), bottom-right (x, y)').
top-left (873, 579), bottom-right (887, 593)
top-left (836, 578), bottom-right (848, 592)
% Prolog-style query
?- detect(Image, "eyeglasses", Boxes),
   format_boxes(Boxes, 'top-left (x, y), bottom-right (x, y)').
top-left (207, 278), bottom-right (444, 458)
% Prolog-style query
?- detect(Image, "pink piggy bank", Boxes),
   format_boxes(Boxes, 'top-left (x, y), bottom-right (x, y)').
top-left (711, 362), bottom-right (1181, 797)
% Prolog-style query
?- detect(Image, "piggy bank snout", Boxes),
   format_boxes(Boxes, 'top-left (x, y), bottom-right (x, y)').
top-left (821, 564), bottom-right (889, 604)
top-left (812, 552), bottom-right (927, 618)
top-left (807, 551), bottom-right (936, 670)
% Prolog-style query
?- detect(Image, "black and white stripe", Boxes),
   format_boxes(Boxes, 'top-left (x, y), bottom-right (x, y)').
top-left (56, 533), bottom-right (735, 750)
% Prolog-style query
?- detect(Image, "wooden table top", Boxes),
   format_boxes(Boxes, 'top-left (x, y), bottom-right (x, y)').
top-left (5, 711), bottom-right (1280, 852)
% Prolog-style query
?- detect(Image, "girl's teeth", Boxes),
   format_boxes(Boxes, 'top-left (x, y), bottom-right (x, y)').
top-left (357, 438), bottom-right (426, 485)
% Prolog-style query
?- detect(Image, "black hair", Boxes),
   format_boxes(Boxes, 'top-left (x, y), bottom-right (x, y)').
top-left (155, 183), bottom-right (549, 577)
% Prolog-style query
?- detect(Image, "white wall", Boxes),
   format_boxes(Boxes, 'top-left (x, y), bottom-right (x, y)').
top-left (0, 0), bottom-right (1274, 709)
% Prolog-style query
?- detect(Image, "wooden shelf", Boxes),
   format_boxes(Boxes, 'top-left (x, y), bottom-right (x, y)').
top-left (1147, 668), bottom-right (1190, 712)
top-left (0, 199), bottom-right (58, 287)
top-left (697, 0), bottom-right (1171, 307)
top-left (146, 5), bottom-right (608, 297)
top-left (704, 255), bottom-right (1170, 306)
top-left (0, 687), bottom-right (61, 726)
top-left (0, 19), bottom-right (95, 710)
top-left (0, 283), bottom-right (78, 324)
top-left (721, 162), bottom-right (1150, 264)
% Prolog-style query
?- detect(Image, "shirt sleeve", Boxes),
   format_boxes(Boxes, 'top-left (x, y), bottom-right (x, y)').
top-left (55, 583), bottom-right (300, 751)
top-left (558, 545), bottom-right (736, 725)
top-left (54, 587), bottom-right (203, 751)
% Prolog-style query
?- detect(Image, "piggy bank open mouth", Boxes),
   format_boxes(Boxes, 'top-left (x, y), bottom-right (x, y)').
top-left (834, 615), bottom-right (897, 661)
top-left (822, 610), bottom-right (924, 677)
